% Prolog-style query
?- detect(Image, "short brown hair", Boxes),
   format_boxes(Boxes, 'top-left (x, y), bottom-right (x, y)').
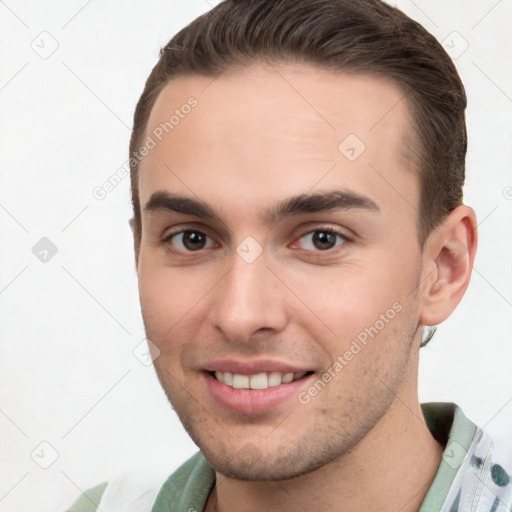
top-left (129, 0), bottom-right (467, 254)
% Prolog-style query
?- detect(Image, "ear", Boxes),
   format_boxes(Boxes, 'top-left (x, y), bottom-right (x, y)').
top-left (419, 204), bottom-right (478, 326)
top-left (128, 217), bottom-right (139, 273)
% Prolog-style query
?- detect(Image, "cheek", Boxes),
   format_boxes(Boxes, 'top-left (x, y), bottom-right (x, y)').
top-left (286, 257), bottom-right (416, 351)
top-left (137, 256), bottom-right (217, 351)
top-left (138, 261), bottom-right (190, 337)
top-left (283, 261), bottom-right (391, 319)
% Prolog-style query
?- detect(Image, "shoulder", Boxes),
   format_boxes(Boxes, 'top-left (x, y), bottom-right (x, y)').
top-left (420, 402), bottom-right (512, 512)
top-left (152, 451), bottom-right (215, 510)
top-left (64, 471), bottom-right (166, 512)
top-left (66, 482), bottom-right (108, 512)
top-left (64, 452), bottom-right (214, 512)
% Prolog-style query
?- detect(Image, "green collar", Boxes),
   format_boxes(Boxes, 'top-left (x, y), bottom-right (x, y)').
top-left (419, 402), bottom-right (477, 511)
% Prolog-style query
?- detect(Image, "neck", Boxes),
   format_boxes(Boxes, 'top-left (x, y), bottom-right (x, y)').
top-left (207, 349), bottom-right (444, 512)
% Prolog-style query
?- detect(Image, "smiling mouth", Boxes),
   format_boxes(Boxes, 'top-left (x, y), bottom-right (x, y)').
top-left (210, 370), bottom-right (314, 390)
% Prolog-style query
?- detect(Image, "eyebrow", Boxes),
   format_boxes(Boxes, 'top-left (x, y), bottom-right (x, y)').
top-left (143, 189), bottom-right (380, 223)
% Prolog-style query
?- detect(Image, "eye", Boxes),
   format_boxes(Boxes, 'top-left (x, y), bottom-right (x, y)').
top-left (296, 228), bottom-right (349, 251)
top-left (164, 230), bottom-right (216, 252)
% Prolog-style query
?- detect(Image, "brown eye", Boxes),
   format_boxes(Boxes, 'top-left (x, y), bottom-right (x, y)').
top-left (297, 229), bottom-right (348, 251)
top-left (167, 230), bottom-right (214, 252)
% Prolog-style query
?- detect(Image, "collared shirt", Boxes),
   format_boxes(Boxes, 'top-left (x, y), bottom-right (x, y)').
top-left (68, 402), bottom-right (512, 512)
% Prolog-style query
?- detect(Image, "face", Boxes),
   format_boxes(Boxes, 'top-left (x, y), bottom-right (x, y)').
top-left (136, 63), bottom-right (425, 480)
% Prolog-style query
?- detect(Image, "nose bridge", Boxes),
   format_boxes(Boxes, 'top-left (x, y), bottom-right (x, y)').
top-left (210, 246), bottom-right (286, 342)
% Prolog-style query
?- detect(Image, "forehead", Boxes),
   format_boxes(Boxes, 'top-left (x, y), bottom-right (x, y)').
top-left (139, 62), bottom-right (419, 226)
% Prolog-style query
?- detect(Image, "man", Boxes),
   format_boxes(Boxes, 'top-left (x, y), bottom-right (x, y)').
top-left (69, 0), bottom-right (511, 510)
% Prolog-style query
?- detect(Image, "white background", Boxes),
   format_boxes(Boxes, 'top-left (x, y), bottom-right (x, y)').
top-left (0, 1), bottom-right (511, 511)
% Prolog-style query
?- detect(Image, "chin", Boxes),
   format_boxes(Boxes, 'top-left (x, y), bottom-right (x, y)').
top-left (196, 439), bottom-right (342, 482)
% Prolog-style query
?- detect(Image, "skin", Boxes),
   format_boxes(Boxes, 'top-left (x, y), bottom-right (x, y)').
top-left (133, 63), bottom-right (477, 512)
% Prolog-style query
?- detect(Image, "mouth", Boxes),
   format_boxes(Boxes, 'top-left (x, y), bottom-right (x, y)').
top-left (203, 367), bottom-right (315, 414)
top-left (210, 370), bottom-right (314, 390)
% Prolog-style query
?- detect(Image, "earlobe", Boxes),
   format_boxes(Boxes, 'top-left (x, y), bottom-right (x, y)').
top-left (419, 205), bottom-right (478, 327)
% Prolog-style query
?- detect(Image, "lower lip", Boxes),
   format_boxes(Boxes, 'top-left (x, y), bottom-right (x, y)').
top-left (203, 372), bottom-right (312, 415)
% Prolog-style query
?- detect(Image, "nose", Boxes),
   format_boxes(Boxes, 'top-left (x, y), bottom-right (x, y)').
top-left (208, 248), bottom-right (288, 343)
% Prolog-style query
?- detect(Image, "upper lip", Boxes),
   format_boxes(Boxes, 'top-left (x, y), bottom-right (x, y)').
top-left (203, 358), bottom-right (312, 375)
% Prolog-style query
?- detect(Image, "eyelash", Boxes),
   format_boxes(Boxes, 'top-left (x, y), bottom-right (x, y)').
top-left (162, 225), bottom-right (352, 256)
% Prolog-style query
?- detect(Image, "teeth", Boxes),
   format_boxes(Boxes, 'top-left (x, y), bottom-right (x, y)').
top-left (268, 372), bottom-right (282, 387)
top-left (249, 373), bottom-right (268, 389)
top-left (281, 372), bottom-right (294, 383)
top-left (214, 370), bottom-right (308, 389)
top-left (232, 374), bottom-right (250, 389)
